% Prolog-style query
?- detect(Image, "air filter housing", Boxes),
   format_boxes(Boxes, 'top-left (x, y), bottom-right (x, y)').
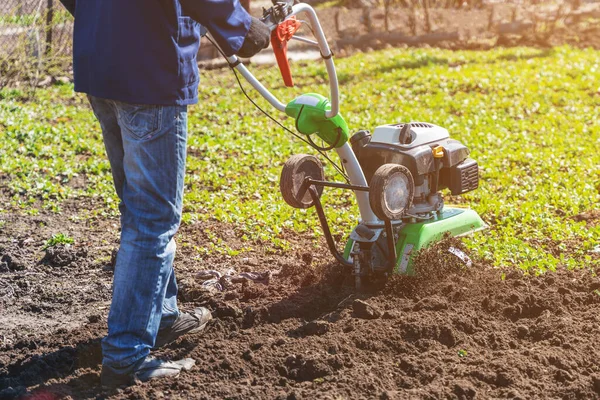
top-left (439, 158), bottom-right (479, 195)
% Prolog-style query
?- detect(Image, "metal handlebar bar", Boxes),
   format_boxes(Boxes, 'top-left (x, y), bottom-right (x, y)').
top-left (215, 3), bottom-right (340, 119)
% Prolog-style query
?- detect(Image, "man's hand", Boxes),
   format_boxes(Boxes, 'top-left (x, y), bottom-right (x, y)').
top-left (237, 17), bottom-right (270, 58)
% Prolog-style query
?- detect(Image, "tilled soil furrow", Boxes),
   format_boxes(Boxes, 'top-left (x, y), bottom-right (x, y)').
top-left (1, 214), bottom-right (600, 399)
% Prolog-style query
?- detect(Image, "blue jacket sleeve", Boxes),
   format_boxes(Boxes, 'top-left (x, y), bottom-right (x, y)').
top-left (58, 0), bottom-right (76, 17)
top-left (179, 0), bottom-right (252, 56)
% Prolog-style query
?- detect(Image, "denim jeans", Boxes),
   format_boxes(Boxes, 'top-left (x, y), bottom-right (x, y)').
top-left (88, 95), bottom-right (188, 368)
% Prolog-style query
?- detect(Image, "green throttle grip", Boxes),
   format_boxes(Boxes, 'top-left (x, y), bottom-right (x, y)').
top-left (285, 94), bottom-right (349, 149)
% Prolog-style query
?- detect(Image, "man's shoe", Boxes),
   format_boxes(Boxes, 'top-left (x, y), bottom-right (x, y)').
top-left (100, 356), bottom-right (185, 389)
top-left (154, 307), bottom-right (212, 348)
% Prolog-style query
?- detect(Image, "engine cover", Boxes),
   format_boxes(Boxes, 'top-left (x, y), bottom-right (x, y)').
top-left (371, 122), bottom-right (449, 148)
top-left (352, 122), bottom-right (471, 187)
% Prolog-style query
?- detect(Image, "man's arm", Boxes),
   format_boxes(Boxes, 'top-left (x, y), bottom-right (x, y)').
top-left (58, 0), bottom-right (76, 17)
top-left (179, 0), bottom-right (254, 56)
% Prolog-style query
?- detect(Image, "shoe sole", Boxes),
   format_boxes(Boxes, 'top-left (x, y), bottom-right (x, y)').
top-left (102, 370), bottom-right (182, 389)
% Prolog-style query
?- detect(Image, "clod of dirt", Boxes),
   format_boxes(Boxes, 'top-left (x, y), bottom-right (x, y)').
top-left (352, 299), bottom-right (381, 319)
top-left (242, 306), bottom-right (259, 328)
top-left (413, 295), bottom-right (449, 311)
top-left (42, 245), bottom-right (87, 268)
top-left (224, 291), bottom-right (239, 301)
top-left (87, 314), bottom-right (101, 323)
top-left (516, 325), bottom-right (529, 338)
top-left (295, 320), bottom-right (330, 337)
top-left (214, 302), bottom-right (242, 318)
top-left (280, 355), bottom-right (332, 382)
top-left (379, 391), bottom-right (400, 400)
top-left (17, 237), bottom-right (34, 248)
top-left (1, 253), bottom-right (26, 272)
top-left (572, 210), bottom-right (600, 225)
top-left (300, 252), bottom-right (313, 266)
top-left (592, 375), bottom-right (600, 394)
top-left (382, 310), bottom-right (400, 319)
top-left (452, 380), bottom-right (477, 399)
top-left (179, 278), bottom-right (215, 303)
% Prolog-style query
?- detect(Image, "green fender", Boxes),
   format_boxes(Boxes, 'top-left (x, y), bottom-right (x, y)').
top-left (343, 208), bottom-right (486, 275)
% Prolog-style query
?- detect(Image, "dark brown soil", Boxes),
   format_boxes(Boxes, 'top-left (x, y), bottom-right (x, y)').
top-left (1, 205), bottom-right (600, 400)
top-left (573, 210), bottom-right (600, 227)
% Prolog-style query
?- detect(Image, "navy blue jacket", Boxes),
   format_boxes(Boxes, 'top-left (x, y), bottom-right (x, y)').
top-left (59, 0), bottom-right (251, 105)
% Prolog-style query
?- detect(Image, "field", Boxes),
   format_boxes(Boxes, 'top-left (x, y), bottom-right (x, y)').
top-left (1, 46), bottom-right (600, 399)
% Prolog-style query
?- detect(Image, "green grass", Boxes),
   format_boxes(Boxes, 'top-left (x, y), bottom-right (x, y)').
top-left (0, 46), bottom-right (599, 272)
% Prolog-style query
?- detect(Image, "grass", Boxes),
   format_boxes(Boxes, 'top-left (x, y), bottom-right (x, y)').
top-left (0, 46), bottom-right (598, 272)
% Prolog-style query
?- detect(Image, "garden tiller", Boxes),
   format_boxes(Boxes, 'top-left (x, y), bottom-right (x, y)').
top-left (207, 1), bottom-right (486, 288)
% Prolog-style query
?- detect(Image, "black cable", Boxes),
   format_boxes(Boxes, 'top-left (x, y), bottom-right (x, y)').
top-left (306, 129), bottom-right (339, 151)
top-left (230, 65), bottom-right (350, 181)
top-left (298, 20), bottom-right (316, 39)
top-left (204, 35), bottom-right (350, 183)
top-left (293, 23), bottom-right (345, 173)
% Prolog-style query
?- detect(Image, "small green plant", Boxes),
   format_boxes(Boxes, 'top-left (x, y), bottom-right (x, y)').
top-left (43, 233), bottom-right (74, 249)
top-left (458, 349), bottom-right (468, 358)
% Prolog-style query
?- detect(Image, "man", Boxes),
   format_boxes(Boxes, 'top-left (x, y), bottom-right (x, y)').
top-left (58, 0), bottom-right (270, 388)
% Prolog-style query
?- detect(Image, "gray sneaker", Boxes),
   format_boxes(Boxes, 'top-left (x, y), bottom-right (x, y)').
top-left (154, 307), bottom-right (212, 349)
top-left (101, 356), bottom-right (194, 388)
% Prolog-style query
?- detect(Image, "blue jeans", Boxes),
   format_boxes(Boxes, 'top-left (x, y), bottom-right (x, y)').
top-left (88, 95), bottom-right (188, 368)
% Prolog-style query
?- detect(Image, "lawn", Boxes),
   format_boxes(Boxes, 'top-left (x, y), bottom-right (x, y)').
top-left (0, 45), bottom-right (598, 272)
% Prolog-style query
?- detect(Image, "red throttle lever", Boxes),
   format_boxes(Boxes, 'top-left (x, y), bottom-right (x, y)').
top-left (271, 17), bottom-right (302, 87)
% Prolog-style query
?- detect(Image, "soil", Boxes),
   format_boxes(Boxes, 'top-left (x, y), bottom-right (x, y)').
top-left (1, 202), bottom-right (599, 399)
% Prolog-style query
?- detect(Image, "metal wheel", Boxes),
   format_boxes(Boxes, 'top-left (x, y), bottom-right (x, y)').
top-left (369, 164), bottom-right (415, 220)
top-left (280, 154), bottom-right (325, 209)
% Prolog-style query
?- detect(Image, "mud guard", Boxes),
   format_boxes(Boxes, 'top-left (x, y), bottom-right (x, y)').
top-left (343, 208), bottom-right (486, 275)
